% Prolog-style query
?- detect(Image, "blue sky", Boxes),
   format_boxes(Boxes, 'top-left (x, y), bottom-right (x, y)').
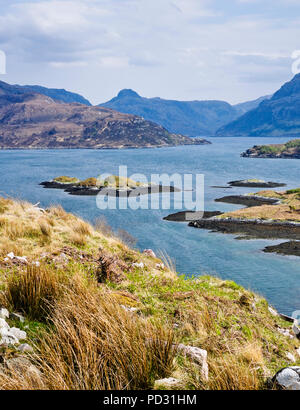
top-left (0, 0), bottom-right (299, 104)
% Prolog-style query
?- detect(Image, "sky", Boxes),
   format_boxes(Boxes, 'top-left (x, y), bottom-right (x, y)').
top-left (0, 0), bottom-right (300, 105)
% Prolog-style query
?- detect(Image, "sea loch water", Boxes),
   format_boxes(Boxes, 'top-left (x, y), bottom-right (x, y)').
top-left (0, 137), bottom-right (299, 315)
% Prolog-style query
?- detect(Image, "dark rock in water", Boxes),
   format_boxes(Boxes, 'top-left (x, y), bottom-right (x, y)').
top-left (215, 195), bottom-right (280, 207)
top-left (228, 180), bottom-right (286, 188)
top-left (189, 218), bottom-right (300, 240)
top-left (211, 186), bottom-right (232, 189)
top-left (163, 210), bottom-right (223, 222)
top-left (40, 181), bottom-right (75, 189)
top-left (263, 241), bottom-right (300, 257)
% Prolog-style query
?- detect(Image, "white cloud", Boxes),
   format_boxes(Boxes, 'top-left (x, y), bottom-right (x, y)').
top-left (0, 0), bottom-right (300, 104)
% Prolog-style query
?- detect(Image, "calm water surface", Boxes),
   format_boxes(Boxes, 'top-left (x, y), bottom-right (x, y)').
top-left (0, 137), bottom-right (299, 315)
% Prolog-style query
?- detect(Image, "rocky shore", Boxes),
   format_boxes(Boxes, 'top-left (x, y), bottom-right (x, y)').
top-left (241, 140), bottom-right (300, 159)
top-left (188, 187), bottom-right (300, 256)
top-left (263, 241), bottom-right (300, 257)
top-left (189, 218), bottom-right (300, 240)
top-left (163, 210), bottom-right (223, 222)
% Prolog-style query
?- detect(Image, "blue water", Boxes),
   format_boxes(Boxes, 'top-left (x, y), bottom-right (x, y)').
top-left (0, 137), bottom-right (299, 315)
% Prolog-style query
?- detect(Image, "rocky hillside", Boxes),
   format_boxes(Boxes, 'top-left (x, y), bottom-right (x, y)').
top-left (217, 74), bottom-right (300, 137)
top-left (99, 90), bottom-right (236, 136)
top-left (0, 197), bottom-right (298, 390)
top-left (234, 95), bottom-right (272, 116)
top-left (0, 81), bottom-right (209, 149)
top-left (16, 84), bottom-right (91, 105)
top-left (242, 139), bottom-right (300, 158)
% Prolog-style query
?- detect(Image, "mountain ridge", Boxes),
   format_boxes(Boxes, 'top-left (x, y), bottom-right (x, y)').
top-left (0, 81), bottom-right (209, 149)
top-left (216, 74), bottom-right (300, 137)
top-left (14, 84), bottom-right (92, 106)
top-left (99, 90), bottom-right (272, 136)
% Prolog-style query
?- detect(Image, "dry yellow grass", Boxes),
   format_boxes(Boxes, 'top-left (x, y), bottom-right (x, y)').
top-left (0, 276), bottom-right (175, 390)
top-left (3, 265), bottom-right (64, 321)
top-left (221, 189), bottom-right (300, 221)
top-left (0, 197), bottom-right (298, 390)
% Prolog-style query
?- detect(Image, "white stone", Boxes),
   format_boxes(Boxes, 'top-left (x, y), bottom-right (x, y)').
top-left (0, 318), bottom-right (9, 330)
top-left (292, 320), bottom-right (300, 339)
top-left (154, 377), bottom-right (182, 389)
top-left (268, 307), bottom-right (278, 317)
top-left (0, 334), bottom-right (19, 345)
top-left (121, 305), bottom-right (138, 313)
top-left (132, 262), bottom-right (144, 269)
top-left (0, 308), bottom-right (9, 320)
top-left (286, 352), bottom-right (296, 363)
top-left (177, 344), bottom-right (209, 381)
top-left (8, 327), bottom-right (27, 341)
top-left (143, 249), bottom-right (156, 258)
top-left (275, 367), bottom-right (300, 390)
top-left (18, 343), bottom-right (34, 353)
top-left (277, 327), bottom-right (294, 338)
top-left (15, 256), bottom-right (28, 264)
top-left (0, 327), bottom-right (9, 337)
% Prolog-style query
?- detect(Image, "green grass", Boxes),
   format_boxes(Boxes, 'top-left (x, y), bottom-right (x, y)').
top-left (53, 176), bottom-right (79, 184)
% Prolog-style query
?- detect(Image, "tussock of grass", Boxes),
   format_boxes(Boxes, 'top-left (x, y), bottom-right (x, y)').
top-left (3, 265), bottom-right (64, 321)
top-left (79, 177), bottom-right (99, 187)
top-left (33, 283), bottom-right (175, 390)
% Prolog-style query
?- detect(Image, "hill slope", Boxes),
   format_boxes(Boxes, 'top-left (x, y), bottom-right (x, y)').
top-left (16, 84), bottom-right (91, 105)
top-left (217, 74), bottom-right (300, 137)
top-left (234, 95), bottom-right (272, 116)
top-left (0, 197), bottom-right (298, 390)
top-left (0, 81), bottom-right (209, 149)
top-left (99, 89), bottom-right (241, 136)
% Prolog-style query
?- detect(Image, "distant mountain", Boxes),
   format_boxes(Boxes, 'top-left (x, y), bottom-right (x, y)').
top-left (216, 74), bottom-right (300, 137)
top-left (99, 89), bottom-right (242, 136)
top-left (15, 84), bottom-right (91, 106)
top-left (0, 81), bottom-right (209, 149)
top-left (234, 95), bottom-right (272, 116)
top-left (99, 89), bottom-right (272, 136)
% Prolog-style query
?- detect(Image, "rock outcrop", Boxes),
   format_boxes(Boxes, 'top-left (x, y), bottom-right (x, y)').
top-left (272, 367), bottom-right (300, 390)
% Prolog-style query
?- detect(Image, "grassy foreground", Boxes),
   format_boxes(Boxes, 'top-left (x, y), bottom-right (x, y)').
top-left (0, 197), bottom-right (299, 390)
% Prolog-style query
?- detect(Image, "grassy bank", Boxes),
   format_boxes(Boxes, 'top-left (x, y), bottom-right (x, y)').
top-left (0, 197), bottom-right (299, 390)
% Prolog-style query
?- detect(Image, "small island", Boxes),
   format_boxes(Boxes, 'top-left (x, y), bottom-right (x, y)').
top-left (228, 179), bottom-right (286, 188)
top-left (241, 139), bottom-right (300, 159)
top-left (40, 175), bottom-right (180, 196)
top-left (189, 188), bottom-right (300, 256)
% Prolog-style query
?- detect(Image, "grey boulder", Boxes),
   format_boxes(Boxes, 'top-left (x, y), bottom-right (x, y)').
top-left (272, 367), bottom-right (300, 390)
